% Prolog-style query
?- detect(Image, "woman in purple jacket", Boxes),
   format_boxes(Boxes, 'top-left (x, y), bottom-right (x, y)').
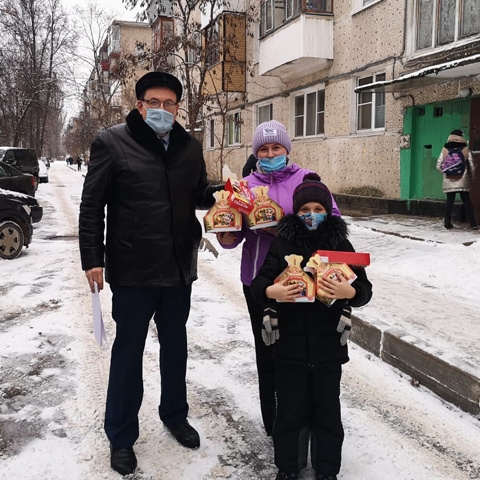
top-left (217, 120), bottom-right (340, 436)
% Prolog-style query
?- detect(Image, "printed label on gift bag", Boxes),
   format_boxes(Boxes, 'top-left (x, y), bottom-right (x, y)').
top-left (203, 190), bottom-right (242, 232)
top-left (274, 254), bottom-right (315, 302)
top-left (248, 185), bottom-right (284, 229)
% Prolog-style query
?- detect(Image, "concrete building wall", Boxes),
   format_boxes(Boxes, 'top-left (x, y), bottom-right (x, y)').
top-left (118, 22), bottom-right (151, 112)
top-left (203, 0), bottom-right (480, 203)
top-left (205, 0), bottom-right (407, 197)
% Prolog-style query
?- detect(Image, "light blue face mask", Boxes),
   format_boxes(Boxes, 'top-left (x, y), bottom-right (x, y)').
top-left (298, 212), bottom-right (327, 231)
top-left (258, 154), bottom-right (287, 173)
top-left (145, 108), bottom-right (175, 135)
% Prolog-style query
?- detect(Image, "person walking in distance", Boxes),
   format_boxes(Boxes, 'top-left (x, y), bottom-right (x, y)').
top-left (437, 129), bottom-right (477, 230)
top-left (79, 71), bottom-right (221, 476)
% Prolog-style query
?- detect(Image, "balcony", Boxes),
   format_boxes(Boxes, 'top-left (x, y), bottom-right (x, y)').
top-left (202, 13), bottom-right (246, 99)
top-left (259, 0), bottom-right (333, 80)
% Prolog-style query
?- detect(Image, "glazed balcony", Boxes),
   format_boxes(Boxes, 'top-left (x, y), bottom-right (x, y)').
top-left (259, 0), bottom-right (334, 80)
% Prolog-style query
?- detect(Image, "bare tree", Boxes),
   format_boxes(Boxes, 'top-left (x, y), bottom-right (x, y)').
top-left (124, 0), bottom-right (252, 180)
top-left (69, 2), bottom-right (148, 134)
top-left (202, 12), bottom-right (248, 181)
top-left (0, 0), bottom-right (74, 155)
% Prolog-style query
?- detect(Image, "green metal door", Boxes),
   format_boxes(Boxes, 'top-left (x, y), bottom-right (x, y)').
top-left (407, 99), bottom-right (470, 200)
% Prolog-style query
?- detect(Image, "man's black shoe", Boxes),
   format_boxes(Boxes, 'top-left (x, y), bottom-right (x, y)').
top-left (110, 445), bottom-right (137, 475)
top-left (316, 475), bottom-right (337, 480)
top-left (167, 419), bottom-right (200, 449)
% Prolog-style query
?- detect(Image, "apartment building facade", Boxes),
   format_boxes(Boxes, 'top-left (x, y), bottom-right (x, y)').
top-left (200, 0), bottom-right (479, 209)
top-left (84, 20), bottom-right (151, 126)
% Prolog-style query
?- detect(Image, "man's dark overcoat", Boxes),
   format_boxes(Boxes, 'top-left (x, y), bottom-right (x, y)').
top-left (79, 109), bottom-right (217, 286)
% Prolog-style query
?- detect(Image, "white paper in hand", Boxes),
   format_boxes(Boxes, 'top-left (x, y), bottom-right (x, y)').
top-left (92, 282), bottom-right (107, 346)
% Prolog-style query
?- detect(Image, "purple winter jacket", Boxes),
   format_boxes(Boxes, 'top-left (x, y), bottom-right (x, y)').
top-left (218, 163), bottom-right (341, 286)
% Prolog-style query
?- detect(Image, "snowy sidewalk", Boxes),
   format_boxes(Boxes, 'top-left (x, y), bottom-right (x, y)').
top-left (343, 214), bottom-right (480, 415)
top-left (1, 165), bottom-right (479, 479)
top-left (201, 212), bottom-right (480, 417)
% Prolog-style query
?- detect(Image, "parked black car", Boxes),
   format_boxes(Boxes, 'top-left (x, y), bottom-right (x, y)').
top-left (0, 161), bottom-right (36, 197)
top-left (0, 147), bottom-right (40, 190)
top-left (0, 188), bottom-right (43, 259)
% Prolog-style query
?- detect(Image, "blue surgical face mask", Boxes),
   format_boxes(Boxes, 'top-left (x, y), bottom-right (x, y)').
top-left (258, 154), bottom-right (287, 173)
top-left (144, 108), bottom-right (175, 135)
top-left (298, 212), bottom-right (327, 231)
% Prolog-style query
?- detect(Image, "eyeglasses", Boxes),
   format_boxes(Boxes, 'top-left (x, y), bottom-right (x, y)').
top-left (142, 98), bottom-right (178, 111)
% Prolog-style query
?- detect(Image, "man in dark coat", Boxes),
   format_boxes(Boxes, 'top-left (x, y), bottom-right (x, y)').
top-left (79, 71), bottom-right (220, 476)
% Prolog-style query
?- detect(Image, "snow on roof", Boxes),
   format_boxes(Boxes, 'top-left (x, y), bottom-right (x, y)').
top-left (354, 53), bottom-right (480, 94)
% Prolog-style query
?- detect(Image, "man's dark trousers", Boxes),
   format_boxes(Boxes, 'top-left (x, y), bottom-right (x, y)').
top-left (105, 284), bottom-right (192, 448)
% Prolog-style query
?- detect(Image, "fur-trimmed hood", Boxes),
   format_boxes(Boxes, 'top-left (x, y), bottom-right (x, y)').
top-left (277, 213), bottom-right (349, 251)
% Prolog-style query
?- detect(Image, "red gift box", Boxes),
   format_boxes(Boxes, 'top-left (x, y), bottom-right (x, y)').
top-left (314, 250), bottom-right (370, 267)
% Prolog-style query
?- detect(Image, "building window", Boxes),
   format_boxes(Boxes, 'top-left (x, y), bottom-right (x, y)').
top-left (260, 0), bottom-right (331, 37)
top-left (206, 118), bottom-right (215, 148)
top-left (153, 18), bottom-right (174, 53)
top-left (257, 103), bottom-right (273, 125)
top-left (294, 89), bottom-right (325, 137)
top-left (356, 73), bottom-right (385, 131)
top-left (260, 0), bottom-right (274, 36)
top-left (186, 32), bottom-right (201, 65)
top-left (414, 0), bottom-right (480, 51)
top-left (286, 0), bottom-right (302, 20)
top-left (108, 24), bottom-right (120, 55)
top-left (205, 21), bottom-right (220, 66)
top-left (227, 112), bottom-right (241, 146)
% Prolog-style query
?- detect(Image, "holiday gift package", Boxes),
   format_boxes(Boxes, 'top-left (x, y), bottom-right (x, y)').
top-left (203, 190), bottom-right (243, 233)
top-left (247, 185), bottom-right (284, 229)
top-left (304, 254), bottom-right (358, 306)
top-left (224, 178), bottom-right (254, 215)
top-left (274, 254), bottom-right (316, 303)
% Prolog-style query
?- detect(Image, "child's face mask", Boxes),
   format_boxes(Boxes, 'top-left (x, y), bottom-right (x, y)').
top-left (298, 212), bottom-right (327, 231)
top-left (258, 154), bottom-right (287, 172)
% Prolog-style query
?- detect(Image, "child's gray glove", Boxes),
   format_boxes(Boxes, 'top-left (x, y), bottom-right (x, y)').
top-left (262, 306), bottom-right (279, 346)
top-left (337, 305), bottom-right (352, 346)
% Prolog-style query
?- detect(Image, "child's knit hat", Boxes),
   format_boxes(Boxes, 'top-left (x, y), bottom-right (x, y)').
top-left (252, 120), bottom-right (292, 157)
top-left (293, 173), bottom-right (332, 215)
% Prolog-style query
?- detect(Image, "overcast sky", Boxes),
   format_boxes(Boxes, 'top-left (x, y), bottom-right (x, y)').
top-left (61, 1), bottom-right (144, 117)
top-left (68, 0), bottom-right (142, 21)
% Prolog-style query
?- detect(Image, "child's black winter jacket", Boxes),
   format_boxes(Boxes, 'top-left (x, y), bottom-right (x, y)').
top-left (250, 214), bottom-right (373, 367)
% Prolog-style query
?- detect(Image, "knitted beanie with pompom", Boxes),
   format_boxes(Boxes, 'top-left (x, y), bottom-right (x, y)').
top-left (292, 173), bottom-right (332, 215)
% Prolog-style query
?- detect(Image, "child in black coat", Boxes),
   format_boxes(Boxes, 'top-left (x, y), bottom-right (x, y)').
top-left (250, 173), bottom-right (373, 480)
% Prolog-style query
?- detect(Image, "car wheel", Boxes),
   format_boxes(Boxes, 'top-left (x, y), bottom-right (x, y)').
top-left (0, 221), bottom-right (25, 260)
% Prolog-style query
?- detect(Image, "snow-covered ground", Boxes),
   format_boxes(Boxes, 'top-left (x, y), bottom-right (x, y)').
top-left (0, 163), bottom-right (479, 480)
